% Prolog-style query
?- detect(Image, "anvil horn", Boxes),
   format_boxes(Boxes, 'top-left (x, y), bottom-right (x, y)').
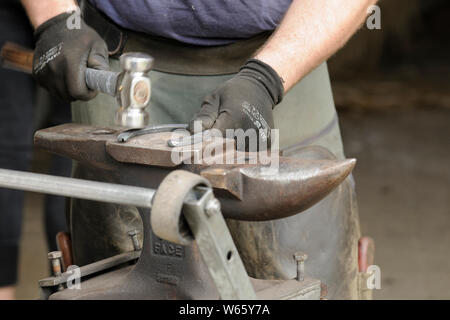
top-left (201, 158), bottom-right (356, 221)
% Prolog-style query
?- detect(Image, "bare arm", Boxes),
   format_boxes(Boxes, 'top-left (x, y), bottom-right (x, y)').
top-left (21, 0), bottom-right (78, 28)
top-left (255, 0), bottom-right (378, 92)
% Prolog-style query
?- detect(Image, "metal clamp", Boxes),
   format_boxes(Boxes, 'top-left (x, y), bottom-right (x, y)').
top-left (151, 170), bottom-right (257, 300)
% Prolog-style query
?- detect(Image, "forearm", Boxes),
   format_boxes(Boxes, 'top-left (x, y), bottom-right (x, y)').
top-left (21, 0), bottom-right (78, 29)
top-left (255, 0), bottom-right (378, 92)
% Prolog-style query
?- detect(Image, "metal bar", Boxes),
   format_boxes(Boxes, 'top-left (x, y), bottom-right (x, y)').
top-left (0, 169), bottom-right (155, 208)
top-left (85, 68), bottom-right (119, 97)
top-left (167, 129), bottom-right (211, 147)
top-left (183, 188), bottom-right (257, 300)
top-left (117, 123), bottom-right (189, 142)
top-left (39, 250), bottom-right (141, 287)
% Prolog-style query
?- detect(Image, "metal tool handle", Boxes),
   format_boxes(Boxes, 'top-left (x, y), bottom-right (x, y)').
top-left (0, 168), bottom-right (155, 208)
top-left (151, 171), bottom-right (257, 300)
top-left (85, 68), bottom-right (119, 97)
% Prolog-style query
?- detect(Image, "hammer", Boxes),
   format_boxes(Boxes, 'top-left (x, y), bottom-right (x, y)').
top-left (1, 42), bottom-right (153, 128)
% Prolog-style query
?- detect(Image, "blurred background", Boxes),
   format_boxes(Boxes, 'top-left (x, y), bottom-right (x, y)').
top-left (3, 0), bottom-right (450, 299)
top-left (329, 0), bottom-right (450, 299)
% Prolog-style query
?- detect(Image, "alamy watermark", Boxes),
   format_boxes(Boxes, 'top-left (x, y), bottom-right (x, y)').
top-left (65, 4), bottom-right (381, 31)
top-left (66, 265), bottom-right (81, 290)
top-left (66, 7), bottom-right (81, 30)
top-left (366, 265), bottom-right (382, 290)
top-left (170, 121), bottom-right (280, 171)
top-left (366, 5), bottom-right (381, 30)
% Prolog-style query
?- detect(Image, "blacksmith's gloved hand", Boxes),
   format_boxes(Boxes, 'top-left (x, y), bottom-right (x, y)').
top-left (33, 12), bottom-right (109, 101)
top-left (189, 59), bottom-right (284, 151)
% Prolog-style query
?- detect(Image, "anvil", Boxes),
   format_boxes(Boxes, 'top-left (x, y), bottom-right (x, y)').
top-left (30, 123), bottom-right (359, 300)
top-left (34, 123), bottom-right (355, 221)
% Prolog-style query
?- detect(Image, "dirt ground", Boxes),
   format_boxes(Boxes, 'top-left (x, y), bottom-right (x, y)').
top-left (14, 106), bottom-right (450, 300)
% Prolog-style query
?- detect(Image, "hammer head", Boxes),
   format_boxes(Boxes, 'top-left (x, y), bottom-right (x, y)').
top-left (115, 52), bottom-right (154, 128)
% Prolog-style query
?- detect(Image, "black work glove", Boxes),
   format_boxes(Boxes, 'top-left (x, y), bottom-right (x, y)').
top-left (189, 59), bottom-right (284, 151)
top-left (33, 12), bottom-right (109, 102)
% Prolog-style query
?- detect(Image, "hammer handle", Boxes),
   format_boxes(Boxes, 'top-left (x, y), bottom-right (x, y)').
top-left (85, 68), bottom-right (119, 97)
top-left (0, 42), bottom-right (34, 74)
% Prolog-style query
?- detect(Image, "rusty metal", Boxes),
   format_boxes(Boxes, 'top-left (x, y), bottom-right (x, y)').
top-left (48, 251), bottom-right (63, 276)
top-left (34, 123), bottom-right (356, 221)
top-left (2, 165), bottom-right (255, 299)
top-left (48, 251), bottom-right (64, 291)
top-left (56, 232), bottom-right (73, 272)
top-left (46, 263), bottom-right (321, 300)
top-left (29, 123), bottom-right (359, 300)
top-left (226, 145), bottom-right (361, 299)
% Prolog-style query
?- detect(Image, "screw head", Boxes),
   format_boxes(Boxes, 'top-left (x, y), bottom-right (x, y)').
top-left (294, 252), bottom-right (308, 262)
top-left (205, 198), bottom-right (221, 217)
top-left (48, 251), bottom-right (62, 260)
top-left (128, 229), bottom-right (139, 237)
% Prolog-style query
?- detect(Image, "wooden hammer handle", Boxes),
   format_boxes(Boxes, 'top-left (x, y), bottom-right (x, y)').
top-left (0, 41), bottom-right (34, 74)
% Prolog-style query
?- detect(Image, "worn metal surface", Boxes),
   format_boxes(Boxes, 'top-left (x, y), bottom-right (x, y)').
top-left (32, 123), bottom-right (359, 299)
top-left (226, 146), bottom-right (361, 299)
top-left (151, 171), bottom-right (210, 246)
top-left (39, 250), bottom-right (141, 288)
top-left (151, 170), bottom-right (256, 299)
top-left (0, 166), bottom-right (256, 299)
top-left (69, 205), bottom-right (222, 299)
top-left (253, 278), bottom-right (321, 300)
top-left (67, 162), bottom-right (353, 299)
top-left (182, 189), bottom-right (257, 299)
top-left (117, 124), bottom-right (188, 142)
top-left (152, 170), bottom-right (256, 299)
top-left (34, 123), bottom-right (355, 221)
top-left (48, 263), bottom-right (320, 300)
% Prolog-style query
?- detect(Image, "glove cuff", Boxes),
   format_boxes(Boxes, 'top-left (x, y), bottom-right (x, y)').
top-left (34, 12), bottom-right (76, 40)
top-left (240, 58), bottom-right (285, 107)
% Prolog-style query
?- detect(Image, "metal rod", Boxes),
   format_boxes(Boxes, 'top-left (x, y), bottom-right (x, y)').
top-left (85, 68), bottom-right (119, 97)
top-left (0, 169), bottom-right (155, 208)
